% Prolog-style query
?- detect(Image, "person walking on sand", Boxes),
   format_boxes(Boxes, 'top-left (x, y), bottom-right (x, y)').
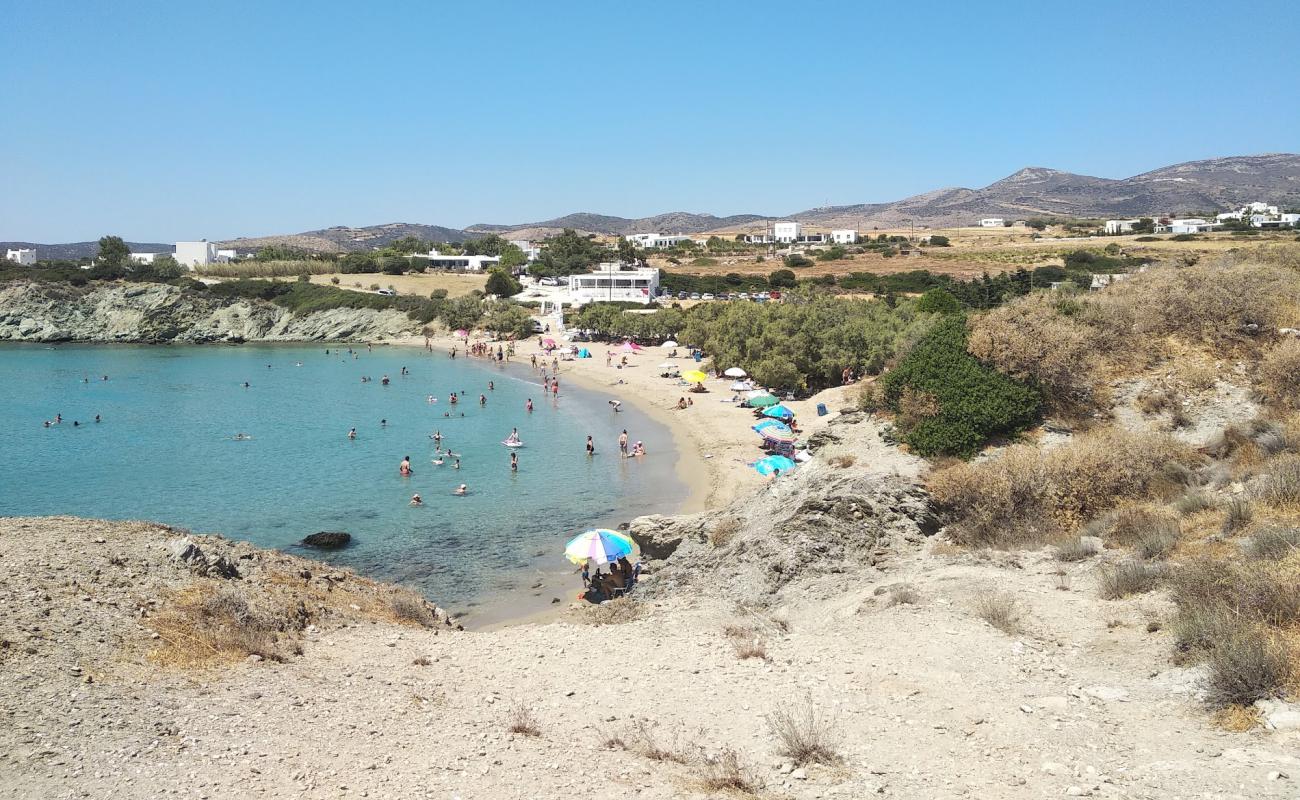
top-left (619, 429), bottom-right (628, 456)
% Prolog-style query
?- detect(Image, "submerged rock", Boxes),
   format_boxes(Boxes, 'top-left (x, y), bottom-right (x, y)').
top-left (303, 531), bottom-right (352, 549)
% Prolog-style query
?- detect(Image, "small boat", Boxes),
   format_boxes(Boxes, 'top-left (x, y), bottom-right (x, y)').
top-left (502, 439), bottom-right (524, 448)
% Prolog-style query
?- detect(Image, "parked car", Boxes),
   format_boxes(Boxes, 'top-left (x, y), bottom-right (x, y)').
top-left (376, 288), bottom-right (396, 296)
top-left (676, 291), bottom-right (689, 299)
top-left (689, 293), bottom-right (701, 300)
top-left (539, 277), bottom-right (559, 286)
top-left (701, 293), bottom-right (715, 301)
top-left (737, 292), bottom-right (750, 300)
top-left (529, 320), bottom-right (545, 333)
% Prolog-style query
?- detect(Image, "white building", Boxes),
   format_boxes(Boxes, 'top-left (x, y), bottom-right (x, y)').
top-left (567, 263), bottom-right (660, 306)
top-left (624, 233), bottom-right (693, 249)
top-left (174, 240), bottom-right (223, 268)
top-left (741, 233), bottom-right (773, 244)
top-left (5, 248), bottom-right (36, 266)
top-left (773, 222), bottom-right (802, 243)
top-left (979, 218), bottom-right (1005, 228)
top-left (1282, 213), bottom-right (1300, 226)
top-left (830, 229), bottom-right (858, 244)
top-left (508, 240), bottom-right (541, 262)
top-left (216, 248), bottom-right (238, 260)
top-left (1245, 202), bottom-right (1279, 215)
top-left (416, 253), bottom-right (500, 272)
top-left (1104, 219), bottom-right (1141, 234)
top-left (129, 252), bottom-right (159, 264)
top-left (1158, 218), bottom-right (1219, 234)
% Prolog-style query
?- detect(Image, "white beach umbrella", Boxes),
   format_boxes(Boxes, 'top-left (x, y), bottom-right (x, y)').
top-left (723, 367), bottom-right (747, 378)
top-left (730, 381), bottom-right (750, 391)
top-left (661, 340), bottom-right (679, 348)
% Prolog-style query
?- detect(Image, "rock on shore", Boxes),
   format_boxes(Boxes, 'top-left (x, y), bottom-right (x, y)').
top-left (0, 281), bottom-right (419, 343)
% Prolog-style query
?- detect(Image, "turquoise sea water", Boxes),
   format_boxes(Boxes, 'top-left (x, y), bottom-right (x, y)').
top-left (0, 344), bottom-right (683, 606)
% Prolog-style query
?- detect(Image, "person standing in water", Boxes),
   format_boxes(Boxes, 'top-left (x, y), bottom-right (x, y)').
top-left (526, 398), bottom-right (533, 412)
top-left (479, 393), bottom-right (487, 406)
top-left (618, 429), bottom-right (628, 455)
top-left (348, 427), bottom-right (357, 439)
top-left (410, 493), bottom-right (422, 506)
top-left (586, 435), bottom-right (595, 456)
top-left (510, 451), bottom-right (518, 472)
top-left (399, 456), bottom-right (412, 476)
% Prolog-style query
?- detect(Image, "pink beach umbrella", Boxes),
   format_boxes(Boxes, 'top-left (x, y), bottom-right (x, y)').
top-left (620, 342), bottom-right (643, 353)
top-left (454, 329), bottom-right (469, 338)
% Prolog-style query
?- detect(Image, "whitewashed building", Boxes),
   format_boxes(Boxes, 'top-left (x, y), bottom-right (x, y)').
top-left (5, 248), bottom-right (36, 265)
top-left (773, 222), bottom-right (802, 243)
top-left (567, 263), bottom-right (659, 306)
top-left (979, 218), bottom-right (1005, 228)
top-left (1158, 218), bottom-right (1219, 234)
top-left (174, 240), bottom-right (223, 268)
top-left (415, 252), bottom-right (500, 272)
top-left (830, 229), bottom-right (858, 244)
top-left (741, 233), bottom-right (773, 244)
top-left (129, 252), bottom-right (159, 264)
top-left (1104, 219), bottom-right (1141, 234)
top-left (624, 233), bottom-right (693, 249)
top-left (217, 248), bottom-right (238, 260)
top-left (508, 240), bottom-right (541, 262)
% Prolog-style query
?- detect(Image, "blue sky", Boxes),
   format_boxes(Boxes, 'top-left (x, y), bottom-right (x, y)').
top-left (2, 0), bottom-right (1297, 242)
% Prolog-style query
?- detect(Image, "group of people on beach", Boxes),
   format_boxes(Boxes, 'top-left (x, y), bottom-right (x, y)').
top-left (581, 556), bottom-right (640, 601)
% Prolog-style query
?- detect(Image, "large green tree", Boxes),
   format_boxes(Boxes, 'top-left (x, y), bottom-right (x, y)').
top-left (97, 236), bottom-right (130, 268)
top-left (485, 268), bottom-right (522, 297)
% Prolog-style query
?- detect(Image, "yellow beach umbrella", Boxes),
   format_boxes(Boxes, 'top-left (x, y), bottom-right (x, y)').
top-left (683, 370), bottom-right (707, 383)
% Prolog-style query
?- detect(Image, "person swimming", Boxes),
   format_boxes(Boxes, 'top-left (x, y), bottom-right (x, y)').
top-left (381, 419), bottom-right (387, 427)
top-left (526, 398), bottom-right (534, 412)
top-left (94, 415), bottom-right (100, 423)
top-left (488, 381), bottom-right (495, 391)
top-left (453, 459), bottom-right (461, 469)
top-left (399, 456), bottom-right (412, 476)
top-left (410, 493), bottom-right (423, 506)
top-left (453, 484), bottom-right (467, 496)
top-left (348, 427), bottom-right (357, 439)
top-left (431, 456), bottom-right (445, 466)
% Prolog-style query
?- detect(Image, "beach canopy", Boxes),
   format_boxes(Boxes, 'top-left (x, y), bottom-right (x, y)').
top-left (564, 529), bottom-right (638, 566)
top-left (683, 370), bottom-right (707, 383)
top-left (746, 394), bottom-right (780, 408)
top-left (620, 342), bottom-right (643, 353)
top-left (762, 404), bottom-right (795, 420)
top-left (723, 367), bottom-right (747, 378)
top-left (661, 340), bottom-right (679, 348)
top-left (753, 455), bottom-right (795, 476)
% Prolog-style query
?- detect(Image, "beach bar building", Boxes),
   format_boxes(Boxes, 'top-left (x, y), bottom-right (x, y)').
top-left (567, 263), bottom-right (660, 306)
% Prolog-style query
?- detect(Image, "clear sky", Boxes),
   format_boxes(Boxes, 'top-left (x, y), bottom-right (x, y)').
top-left (3, 0), bottom-right (1297, 242)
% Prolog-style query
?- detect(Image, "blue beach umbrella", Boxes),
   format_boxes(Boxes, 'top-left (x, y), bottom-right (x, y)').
top-left (752, 455), bottom-right (795, 475)
top-left (752, 419), bottom-right (784, 433)
top-left (564, 529), bottom-right (637, 566)
top-left (761, 404), bottom-right (795, 421)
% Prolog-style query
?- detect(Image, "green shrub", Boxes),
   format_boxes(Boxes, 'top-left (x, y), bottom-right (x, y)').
top-left (914, 288), bottom-right (962, 315)
top-left (484, 269), bottom-right (522, 297)
top-left (881, 317), bottom-right (1041, 457)
top-left (927, 235), bottom-right (950, 247)
top-left (784, 254), bottom-right (813, 268)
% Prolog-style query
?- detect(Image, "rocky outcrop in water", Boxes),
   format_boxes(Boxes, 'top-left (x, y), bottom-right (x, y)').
top-left (0, 281), bottom-right (420, 343)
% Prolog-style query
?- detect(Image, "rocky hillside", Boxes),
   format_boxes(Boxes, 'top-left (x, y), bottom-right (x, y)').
top-left (0, 281), bottom-right (420, 343)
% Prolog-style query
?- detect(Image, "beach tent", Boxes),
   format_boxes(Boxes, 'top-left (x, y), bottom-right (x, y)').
top-left (752, 455), bottom-right (795, 475)
top-left (723, 367), bottom-right (747, 378)
top-left (577, 348), bottom-right (591, 358)
top-left (661, 340), bottom-right (679, 348)
top-left (620, 342), bottom-right (643, 353)
top-left (564, 529), bottom-right (639, 566)
top-left (746, 394), bottom-right (780, 408)
top-left (762, 404), bottom-right (795, 420)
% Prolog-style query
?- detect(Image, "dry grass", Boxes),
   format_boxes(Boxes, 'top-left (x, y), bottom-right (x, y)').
top-left (1255, 454), bottom-right (1300, 509)
top-left (1055, 536), bottom-right (1100, 562)
top-left (1246, 526), bottom-right (1300, 560)
top-left (148, 582), bottom-right (299, 667)
top-left (886, 583), bottom-right (921, 606)
top-left (724, 624), bottom-right (769, 660)
top-left (1174, 490), bottom-right (1217, 516)
top-left (579, 597), bottom-right (644, 626)
top-left (697, 749), bottom-right (760, 795)
top-left (506, 705), bottom-right (541, 737)
top-left (1220, 498), bottom-right (1254, 536)
top-left (1212, 704), bottom-right (1263, 732)
top-left (710, 517), bottom-right (743, 548)
top-left (973, 592), bottom-right (1023, 635)
top-left (1257, 339), bottom-right (1300, 410)
top-left (388, 592), bottom-right (438, 627)
top-left (827, 454), bottom-right (857, 469)
top-left (622, 721), bottom-right (696, 764)
top-left (929, 427), bottom-right (1199, 548)
top-left (766, 696), bottom-right (842, 766)
top-left (1098, 560), bottom-right (1166, 599)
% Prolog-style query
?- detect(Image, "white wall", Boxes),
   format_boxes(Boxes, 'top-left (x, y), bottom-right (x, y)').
top-left (175, 241), bottom-right (218, 268)
top-left (5, 248), bottom-right (37, 265)
top-left (831, 229), bottom-right (858, 244)
top-left (773, 222), bottom-right (801, 242)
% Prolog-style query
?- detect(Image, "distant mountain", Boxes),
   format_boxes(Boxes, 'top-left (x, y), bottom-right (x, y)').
top-left (12, 155), bottom-right (1297, 256)
top-left (792, 153), bottom-right (1300, 229)
top-left (0, 241), bottom-right (172, 260)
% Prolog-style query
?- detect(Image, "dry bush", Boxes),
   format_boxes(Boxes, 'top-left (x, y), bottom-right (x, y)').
top-left (698, 749), bottom-right (759, 795)
top-left (1255, 454), bottom-right (1300, 508)
top-left (1246, 526), bottom-right (1300, 560)
top-left (1174, 491), bottom-right (1217, 516)
top-left (1213, 704), bottom-right (1263, 732)
top-left (1176, 360), bottom-right (1220, 392)
top-left (580, 597), bottom-right (644, 626)
top-left (896, 387), bottom-right (941, 429)
top-left (1257, 339), bottom-right (1300, 410)
top-left (929, 428), bottom-right (1199, 548)
top-left (973, 592), bottom-right (1022, 634)
top-left (1135, 526), bottom-right (1180, 560)
top-left (1108, 507), bottom-right (1179, 549)
top-left (766, 696), bottom-right (842, 766)
top-left (1203, 625), bottom-right (1291, 710)
top-left (1169, 559), bottom-right (1300, 631)
top-left (412, 655), bottom-right (432, 666)
top-left (1055, 536), bottom-right (1100, 562)
top-left (388, 592), bottom-right (437, 627)
top-left (1136, 383), bottom-right (1178, 415)
top-left (626, 721), bottom-right (696, 764)
top-left (1098, 560), bottom-right (1166, 599)
top-left (827, 454), bottom-right (857, 469)
top-left (507, 705), bottom-right (541, 737)
top-left (967, 292), bottom-right (1105, 416)
top-left (1220, 498), bottom-right (1254, 535)
top-left (887, 583), bottom-right (921, 606)
top-left (710, 517), bottom-right (742, 548)
top-left (724, 624), bottom-right (769, 660)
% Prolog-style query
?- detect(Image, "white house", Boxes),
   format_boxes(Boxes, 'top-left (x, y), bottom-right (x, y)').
top-left (1245, 202), bottom-right (1279, 215)
top-left (773, 222), bottom-right (802, 243)
top-left (624, 233), bottom-right (693, 249)
top-left (174, 240), bottom-right (223, 268)
top-left (1104, 219), bottom-right (1141, 234)
top-left (567, 263), bottom-right (660, 306)
top-left (5, 248), bottom-right (36, 266)
top-left (129, 252), bottom-right (159, 264)
top-left (1282, 213), bottom-right (1300, 226)
top-left (216, 248), bottom-right (238, 260)
top-left (416, 253), bottom-right (500, 272)
top-left (830, 229), bottom-right (858, 244)
top-left (741, 233), bottom-right (773, 244)
top-left (508, 240), bottom-right (541, 262)
top-left (1156, 218), bottom-right (1219, 234)
top-left (979, 218), bottom-right (1005, 228)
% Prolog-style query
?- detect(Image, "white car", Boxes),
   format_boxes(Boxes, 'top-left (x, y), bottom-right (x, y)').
top-left (376, 288), bottom-right (396, 296)
top-left (701, 293), bottom-right (715, 301)
top-left (539, 277), bottom-right (559, 286)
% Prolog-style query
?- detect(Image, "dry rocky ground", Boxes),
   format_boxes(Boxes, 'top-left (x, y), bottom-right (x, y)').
top-left (4, 411), bottom-right (1300, 799)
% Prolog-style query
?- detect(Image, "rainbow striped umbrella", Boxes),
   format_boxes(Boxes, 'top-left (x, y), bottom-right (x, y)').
top-left (564, 529), bottom-right (638, 566)
top-left (759, 425), bottom-right (797, 444)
